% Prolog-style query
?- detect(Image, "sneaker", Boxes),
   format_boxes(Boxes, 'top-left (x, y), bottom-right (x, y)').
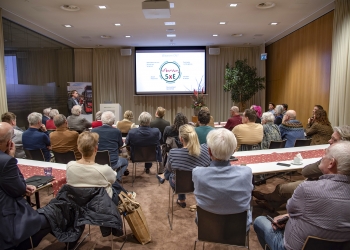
top-left (124, 169), bottom-right (130, 176)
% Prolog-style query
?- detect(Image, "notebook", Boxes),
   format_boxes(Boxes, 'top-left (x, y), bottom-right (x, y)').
top-left (25, 175), bottom-right (54, 188)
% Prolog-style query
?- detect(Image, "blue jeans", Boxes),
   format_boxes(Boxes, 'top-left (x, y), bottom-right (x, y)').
top-left (253, 216), bottom-right (286, 250)
top-left (113, 157), bottom-right (129, 181)
top-left (169, 174), bottom-right (186, 200)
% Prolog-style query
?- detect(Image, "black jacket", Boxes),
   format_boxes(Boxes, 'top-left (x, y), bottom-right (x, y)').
top-left (38, 185), bottom-right (123, 242)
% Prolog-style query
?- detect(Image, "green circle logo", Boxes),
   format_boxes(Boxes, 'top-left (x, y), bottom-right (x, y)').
top-left (159, 61), bottom-right (181, 83)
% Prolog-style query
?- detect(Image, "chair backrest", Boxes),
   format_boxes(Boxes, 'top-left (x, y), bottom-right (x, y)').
top-left (25, 149), bottom-right (45, 161)
top-left (131, 145), bottom-right (157, 163)
top-left (121, 132), bottom-right (128, 137)
top-left (95, 150), bottom-right (111, 166)
top-left (197, 206), bottom-right (248, 247)
top-left (302, 236), bottom-right (350, 250)
top-left (240, 144), bottom-right (261, 151)
top-left (174, 169), bottom-right (194, 194)
top-left (269, 140), bottom-right (287, 149)
top-left (294, 139), bottom-right (312, 147)
top-left (53, 151), bottom-right (76, 164)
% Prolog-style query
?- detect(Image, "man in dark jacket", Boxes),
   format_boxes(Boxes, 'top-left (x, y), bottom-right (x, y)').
top-left (0, 122), bottom-right (51, 249)
top-left (150, 106), bottom-right (170, 144)
top-left (67, 90), bottom-right (79, 116)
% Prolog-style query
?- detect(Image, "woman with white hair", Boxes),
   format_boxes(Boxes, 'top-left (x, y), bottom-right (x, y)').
top-left (274, 105), bottom-right (284, 125)
top-left (67, 105), bottom-right (92, 133)
top-left (261, 112), bottom-right (282, 149)
top-left (91, 111), bottom-right (103, 128)
top-left (45, 109), bottom-right (59, 130)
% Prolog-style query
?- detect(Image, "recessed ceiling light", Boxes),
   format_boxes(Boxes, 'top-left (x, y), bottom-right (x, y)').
top-left (60, 5), bottom-right (80, 12)
top-left (270, 22), bottom-right (278, 25)
top-left (164, 22), bottom-right (176, 26)
top-left (98, 6), bottom-right (107, 9)
top-left (230, 3), bottom-right (238, 7)
top-left (125, 35), bottom-right (131, 38)
top-left (114, 23), bottom-right (121, 26)
top-left (213, 34), bottom-right (218, 37)
top-left (167, 34), bottom-right (176, 37)
top-left (219, 22), bottom-right (226, 25)
top-left (232, 33), bottom-right (243, 37)
top-left (170, 3), bottom-right (175, 8)
top-left (63, 24), bottom-right (72, 28)
top-left (100, 35), bottom-right (112, 39)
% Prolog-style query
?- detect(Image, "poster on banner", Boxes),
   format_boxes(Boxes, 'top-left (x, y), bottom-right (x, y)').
top-left (67, 82), bottom-right (93, 122)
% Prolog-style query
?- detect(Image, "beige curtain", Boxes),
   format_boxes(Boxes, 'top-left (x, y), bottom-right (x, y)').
top-left (74, 49), bottom-right (93, 82)
top-left (329, 0), bottom-right (350, 126)
top-left (0, 9), bottom-right (8, 114)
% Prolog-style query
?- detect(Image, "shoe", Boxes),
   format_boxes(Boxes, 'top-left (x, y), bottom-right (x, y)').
top-left (252, 191), bottom-right (266, 200)
top-left (256, 200), bottom-right (275, 212)
top-left (177, 200), bottom-right (186, 208)
top-left (156, 175), bottom-right (165, 184)
top-left (145, 168), bottom-right (150, 174)
top-left (124, 169), bottom-right (130, 176)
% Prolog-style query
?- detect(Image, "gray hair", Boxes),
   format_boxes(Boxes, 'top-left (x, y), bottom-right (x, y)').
top-left (333, 125), bottom-right (350, 141)
top-left (95, 111), bottom-right (103, 120)
top-left (261, 112), bottom-right (275, 123)
top-left (71, 105), bottom-right (82, 116)
top-left (0, 122), bottom-right (13, 144)
top-left (27, 112), bottom-right (42, 126)
top-left (206, 128), bottom-right (237, 161)
top-left (230, 106), bottom-right (239, 113)
top-left (43, 108), bottom-right (51, 116)
top-left (275, 105), bottom-right (284, 115)
top-left (49, 109), bottom-right (59, 119)
top-left (53, 114), bottom-right (67, 128)
top-left (101, 111), bottom-right (115, 125)
top-left (138, 112), bottom-right (152, 126)
top-left (327, 141), bottom-right (350, 175)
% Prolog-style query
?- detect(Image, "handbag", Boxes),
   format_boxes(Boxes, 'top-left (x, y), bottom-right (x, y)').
top-left (118, 191), bottom-right (151, 245)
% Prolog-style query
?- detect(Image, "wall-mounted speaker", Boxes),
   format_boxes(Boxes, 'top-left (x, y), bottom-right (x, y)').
top-left (209, 48), bottom-right (220, 55)
top-left (120, 49), bottom-right (132, 56)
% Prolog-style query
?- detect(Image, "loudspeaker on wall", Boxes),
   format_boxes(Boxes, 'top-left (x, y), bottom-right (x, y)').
top-left (120, 49), bottom-right (132, 56)
top-left (209, 48), bottom-right (220, 55)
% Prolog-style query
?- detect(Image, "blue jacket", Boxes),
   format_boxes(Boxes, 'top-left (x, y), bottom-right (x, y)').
top-left (279, 119), bottom-right (305, 147)
top-left (22, 128), bottom-right (51, 161)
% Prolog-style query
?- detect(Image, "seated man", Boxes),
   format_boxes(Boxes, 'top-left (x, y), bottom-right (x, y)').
top-left (1, 112), bottom-right (25, 158)
top-left (253, 125), bottom-right (350, 212)
top-left (126, 112), bottom-right (161, 174)
top-left (193, 128), bottom-right (253, 231)
top-left (42, 107), bottom-right (51, 126)
top-left (0, 122), bottom-right (51, 249)
top-left (233, 109), bottom-right (263, 151)
top-left (92, 111), bottom-right (128, 181)
top-left (22, 112), bottom-right (51, 161)
top-left (254, 141), bottom-right (350, 250)
top-left (279, 110), bottom-right (305, 147)
top-left (67, 105), bottom-right (92, 133)
top-left (194, 110), bottom-right (214, 144)
top-left (224, 106), bottom-right (242, 131)
top-left (150, 106), bottom-right (170, 144)
top-left (50, 114), bottom-right (82, 160)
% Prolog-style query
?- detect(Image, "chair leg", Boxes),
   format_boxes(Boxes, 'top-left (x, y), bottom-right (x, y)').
top-left (132, 163), bottom-right (136, 187)
top-left (194, 240), bottom-right (197, 250)
top-left (167, 184), bottom-right (175, 230)
top-left (157, 162), bottom-right (160, 186)
top-left (111, 231), bottom-right (114, 250)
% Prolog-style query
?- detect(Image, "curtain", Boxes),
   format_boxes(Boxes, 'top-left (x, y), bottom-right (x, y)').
top-left (329, 0), bottom-right (350, 126)
top-left (74, 49), bottom-right (92, 82)
top-left (0, 9), bottom-right (8, 114)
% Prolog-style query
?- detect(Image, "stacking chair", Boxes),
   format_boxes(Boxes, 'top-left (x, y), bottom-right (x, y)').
top-left (95, 150), bottom-right (124, 186)
top-left (268, 139), bottom-right (287, 149)
top-left (240, 144), bottom-right (261, 151)
top-left (53, 150), bottom-right (76, 164)
top-left (24, 149), bottom-right (45, 161)
top-left (130, 145), bottom-right (159, 186)
top-left (302, 236), bottom-right (350, 250)
top-left (167, 169), bottom-right (194, 230)
top-left (294, 139), bottom-right (312, 147)
top-left (194, 206), bottom-right (249, 249)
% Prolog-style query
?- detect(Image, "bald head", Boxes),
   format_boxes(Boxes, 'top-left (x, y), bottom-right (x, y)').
top-left (285, 110), bottom-right (297, 120)
top-left (0, 122), bottom-right (13, 151)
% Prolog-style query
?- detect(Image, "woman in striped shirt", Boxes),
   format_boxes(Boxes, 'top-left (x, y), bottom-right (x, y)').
top-left (157, 124), bottom-right (211, 208)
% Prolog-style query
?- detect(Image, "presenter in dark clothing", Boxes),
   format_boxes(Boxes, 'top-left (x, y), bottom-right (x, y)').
top-left (67, 90), bottom-right (79, 116)
top-left (0, 122), bottom-right (51, 250)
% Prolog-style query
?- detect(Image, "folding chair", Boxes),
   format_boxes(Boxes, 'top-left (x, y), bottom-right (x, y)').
top-left (53, 150), bottom-right (76, 164)
top-left (294, 139), bottom-right (312, 147)
top-left (194, 206), bottom-right (249, 249)
top-left (302, 236), bottom-right (350, 250)
top-left (167, 169), bottom-right (194, 230)
top-left (268, 139), bottom-right (287, 149)
top-left (130, 145), bottom-right (159, 186)
top-left (96, 150), bottom-right (124, 186)
top-left (24, 149), bottom-right (45, 161)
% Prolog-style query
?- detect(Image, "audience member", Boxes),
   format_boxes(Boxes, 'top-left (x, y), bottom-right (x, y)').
top-left (254, 141), bottom-right (350, 250)
top-left (268, 102), bottom-right (276, 115)
top-left (279, 110), bottom-right (305, 148)
top-left (274, 105), bottom-right (284, 125)
top-left (150, 106), bottom-right (170, 144)
top-left (42, 108), bottom-right (51, 126)
top-left (224, 106), bottom-right (242, 131)
top-left (194, 110), bottom-right (214, 144)
top-left (232, 109), bottom-right (263, 151)
top-left (158, 124), bottom-right (210, 208)
top-left (281, 103), bottom-right (288, 115)
top-left (126, 112), bottom-right (162, 174)
top-left (22, 112), bottom-right (51, 161)
top-left (50, 114), bottom-right (81, 160)
top-left (92, 111), bottom-right (129, 181)
top-left (252, 125), bottom-right (350, 212)
top-left (1, 112), bottom-right (25, 158)
top-left (0, 122), bottom-right (51, 249)
top-left (200, 106), bottom-right (214, 127)
top-left (45, 109), bottom-right (59, 130)
top-left (116, 110), bottom-right (137, 136)
top-left (261, 112), bottom-right (282, 149)
top-left (307, 104), bottom-right (324, 127)
top-left (67, 105), bottom-right (91, 133)
top-left (91, 111), bottom-right (103, 128)
top-left (251, 105), bottom-right (262, 123)
top-left (67, 90), bottom-right (79, 116)
top-left (193, 129), bottom-right (253, 231)
top-left (163, 113), bottom-right (188, 148)
top-left (305, 109), bottom-right (333, 145)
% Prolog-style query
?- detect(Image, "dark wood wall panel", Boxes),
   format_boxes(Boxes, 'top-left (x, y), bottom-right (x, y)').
top-left (266, 11), bottom-right (333, 126)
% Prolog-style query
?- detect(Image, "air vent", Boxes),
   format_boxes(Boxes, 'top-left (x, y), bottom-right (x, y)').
top-left (100, 35), bottom-right (112, 39)
top-left (60, 5), bottom-right (80, 12)
top-left (256, 2), bottom-right (275, 9)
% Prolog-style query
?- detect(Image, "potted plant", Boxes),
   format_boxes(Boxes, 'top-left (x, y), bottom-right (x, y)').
top-left (223, 59), bottom-right (265, 110)
top-left (190, 79), bottom-right (205, 116)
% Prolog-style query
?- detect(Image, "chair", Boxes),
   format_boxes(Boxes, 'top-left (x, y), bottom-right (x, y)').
top-left (302, 236), bottom-right (350, 250)
top-left (294, 139), bottom-right (312, 147)
top-left (130, 145), bottom-right (159, 186)
top-left (96, 151), bottom-right (124, 186)
top-left (53, 151), bottom-right (76, 164)
top-left (167, 169), bottom-right (194, 230)
top-left (24, 149), bottom-right (45, 161)
top-left (268, 140), bottom-right (287, 149)
top-left (194, 206), bottom-right (249, 249)
top-left (240, 144), bottom-right (261, 151)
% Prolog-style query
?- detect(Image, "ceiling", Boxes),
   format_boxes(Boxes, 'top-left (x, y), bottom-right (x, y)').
top-left (0, 0), bottom-right (334, 49)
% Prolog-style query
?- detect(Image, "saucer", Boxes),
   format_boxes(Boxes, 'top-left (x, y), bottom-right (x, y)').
top-left (291, 162), bottom-right (303, 165)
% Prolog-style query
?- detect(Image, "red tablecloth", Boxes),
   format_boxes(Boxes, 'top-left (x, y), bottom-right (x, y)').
top-left (234, 149), bottom-right (324, 165)
top-left (18, 164), bottom-right (66, 195)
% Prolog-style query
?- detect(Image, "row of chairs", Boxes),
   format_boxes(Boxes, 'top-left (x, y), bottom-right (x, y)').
top-left (268, 139), bottom-right (312, 149)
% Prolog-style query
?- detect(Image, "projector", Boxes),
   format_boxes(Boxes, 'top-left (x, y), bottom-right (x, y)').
top-left (142, 0), bottom-right (171, 19)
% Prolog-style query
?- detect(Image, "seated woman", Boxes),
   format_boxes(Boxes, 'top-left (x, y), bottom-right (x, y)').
top-left (305, 109), bottom-right (333, 145)
top-left (274, 105), bottom-right (284, 125)
top-left (67, 105), bottom-right (92, 133)
top-left (251, 105), bottom-right (262, 124)
top-left (116, 110), bottom-right (137, 137)
top-left (91, 111), bottom-right (103, 128)
top-left (157, 124), bottom-right (211, 208)
top-left (261, 112), bottom-right (282, 149)
top-left (163, 112), bottom-right (188, 147)
top-left (46, 109), bottom-right (59, 130)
